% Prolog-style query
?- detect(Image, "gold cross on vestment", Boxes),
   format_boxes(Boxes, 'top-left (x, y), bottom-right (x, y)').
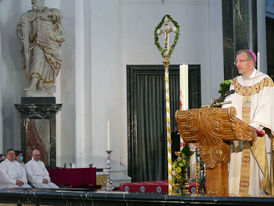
top-left (244, 99), bottom-right (251, 107)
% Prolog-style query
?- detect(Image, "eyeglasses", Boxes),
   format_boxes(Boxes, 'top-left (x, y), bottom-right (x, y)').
top-left (234, 59), bottom-right (251, 65)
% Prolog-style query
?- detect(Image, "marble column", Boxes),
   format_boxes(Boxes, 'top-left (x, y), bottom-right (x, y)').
top-left (257, 0), bottom-right (267, 74)
top-left (15, 97), bottom-right (62, 168)
top-left (222, 0), bottom-right (257, 79)
top-left (0, 9), bottom-right (3, 153)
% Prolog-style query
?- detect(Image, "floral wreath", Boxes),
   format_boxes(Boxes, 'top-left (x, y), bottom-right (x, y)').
top-left (171, 143), bottom-right (190, 195)
top-left (154, 14), bottom-right (180, 59)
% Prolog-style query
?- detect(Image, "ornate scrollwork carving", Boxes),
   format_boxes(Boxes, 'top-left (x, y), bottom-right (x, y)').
top-left (175, 107), bottom-right (256, 169)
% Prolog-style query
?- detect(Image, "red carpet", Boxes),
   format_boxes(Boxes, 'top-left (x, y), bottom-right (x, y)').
top-left (119, 180), bottom-right (198, 194)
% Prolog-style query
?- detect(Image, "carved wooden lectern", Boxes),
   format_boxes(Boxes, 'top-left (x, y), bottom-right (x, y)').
top-left (175, 107), bottom-right (256, 196)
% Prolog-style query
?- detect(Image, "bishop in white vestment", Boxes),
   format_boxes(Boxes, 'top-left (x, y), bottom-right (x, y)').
top-left (224, 49), bottom-right (274, 196)
top-left (0, 149), bottom-right (31, 188)
top-left (25, 150), bottom-right (59, 188)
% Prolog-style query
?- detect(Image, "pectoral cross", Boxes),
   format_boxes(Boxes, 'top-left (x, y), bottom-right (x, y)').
top-left (245, 99), bottom-right (251, 107)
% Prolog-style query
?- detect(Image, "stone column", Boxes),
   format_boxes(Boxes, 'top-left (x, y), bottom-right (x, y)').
top-left (257, 0), bottom-right (267, 74)
top-left (0, 9), bottom-right (3, 153)
top-left (222, 0), bottom-right (257, 79)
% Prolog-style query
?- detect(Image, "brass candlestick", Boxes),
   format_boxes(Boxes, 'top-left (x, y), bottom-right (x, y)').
top-left (183, 166), bottom-right (190, 194)
top-left (195, 147), bottom-right (200, 194)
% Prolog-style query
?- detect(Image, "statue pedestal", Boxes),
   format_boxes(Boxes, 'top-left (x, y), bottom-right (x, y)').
top-left (14, 97), bottom-right (62, 168)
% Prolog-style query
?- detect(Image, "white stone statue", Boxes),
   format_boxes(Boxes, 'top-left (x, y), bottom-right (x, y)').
top-left (16, 0), bottom-right (65, 97)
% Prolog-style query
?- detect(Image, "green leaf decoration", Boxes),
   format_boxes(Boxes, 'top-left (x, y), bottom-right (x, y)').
top-left (218, 79), bottom-right (232, 96)
top-left (154, 14), bottom-right (180, 59)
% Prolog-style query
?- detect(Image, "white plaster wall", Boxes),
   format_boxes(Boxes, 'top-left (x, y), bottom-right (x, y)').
top-left (0, 0), bottom-right (224, 171)
top-left (0, 1), bottom-right (2, 153)
top-left (58, 0), bottom-right (76, 167)
top-left (119, 0), bottom-right (224, 167)
top-left (90, 0), bottom-right (121, 168)
top-left (0, 0), bottom-right (30, 151)
top-left (0, 0), bottom-right (266, 177)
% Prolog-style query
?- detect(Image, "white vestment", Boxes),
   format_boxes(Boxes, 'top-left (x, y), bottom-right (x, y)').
top-left (25, 158), bottom-right (58, 189)
top-left (224, 69), bottom-right (274, 196)
top-left (0, 159), bottom-right (31, 188)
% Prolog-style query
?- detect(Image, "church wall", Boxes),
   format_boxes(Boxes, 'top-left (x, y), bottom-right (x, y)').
top-left (57, 0), bottom-right (77, 167)
top-left (0, 0), bottom-right (224, 171)
top-left (0, 0), bottom-right (74, 163)
top-left (89, 0), bottom-right (122, 169)
top-left (0, 2), bottom-right (2, 153)
top-left (0, 0), bottom-right (268, 181)
top-left (58, 0), bottom-right (122, 169)
top-left (0, 0), bottom-right (30, 152)
top-left (119, 0), bottom-right (224, 167)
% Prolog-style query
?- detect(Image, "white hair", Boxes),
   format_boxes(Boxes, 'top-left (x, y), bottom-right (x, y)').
top-left (31, 0), bottom-right (45, 10)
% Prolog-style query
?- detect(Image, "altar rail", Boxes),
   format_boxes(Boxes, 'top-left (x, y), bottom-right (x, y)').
top-left (0, 188), bottom-right (273, 206)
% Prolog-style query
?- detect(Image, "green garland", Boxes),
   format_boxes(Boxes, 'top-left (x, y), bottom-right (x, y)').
top-left (154, 14), bottom-right (180, 59)
top-left (218, 79), bottom-right (232, 96)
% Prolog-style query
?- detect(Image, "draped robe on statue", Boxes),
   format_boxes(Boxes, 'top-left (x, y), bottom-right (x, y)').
top-left (223, 69), bottom-right (274, 196)
top-left (16, 7), bottom-right (65, 94)
top-left (0, 159), bottom-right (31, 188)
top-left (25, 158), bottom-right (58, 188)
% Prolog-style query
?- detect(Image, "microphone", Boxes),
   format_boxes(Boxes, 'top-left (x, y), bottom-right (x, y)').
top-left (226, 89), bottom-right (235, 96)
top-left (208, 89), bottom-right (235, 107)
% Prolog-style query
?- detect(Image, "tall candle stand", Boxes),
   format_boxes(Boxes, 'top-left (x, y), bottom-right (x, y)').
top-left (105, 150), bottom-right (114, 191)
top-left (183, 166), bottom-right (190, 194)
top-left (195, 147), bottom-right (200, 194)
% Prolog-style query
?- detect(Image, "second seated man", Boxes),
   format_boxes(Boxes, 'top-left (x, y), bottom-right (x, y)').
top-left (25, 149), bottom-right (59, 189)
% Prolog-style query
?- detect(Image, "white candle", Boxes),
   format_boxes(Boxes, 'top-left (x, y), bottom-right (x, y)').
top-left (179, 64), bottom-right (189, 151)
top-left (257, 52), bottom-right (260, 72)
top-left (106, 121), bottom-right (110, 151)
top-left (179, 64), bottom-right (189, 110)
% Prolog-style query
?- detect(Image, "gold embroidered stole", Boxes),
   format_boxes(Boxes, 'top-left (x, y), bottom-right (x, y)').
top-left (232, 76), bottom-right (273, 195)
top-left (270, 136), bottom-right (274, 196)
top-left (239, 95), bottom-right (251, 196)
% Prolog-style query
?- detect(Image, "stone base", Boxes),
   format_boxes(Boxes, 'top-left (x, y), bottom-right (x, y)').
top-left (24, 89), bottom-right (53, 97)
top-left (110, 167), bottom-right (132, 188)
top-left (21, 97), bottom-right (56, 104)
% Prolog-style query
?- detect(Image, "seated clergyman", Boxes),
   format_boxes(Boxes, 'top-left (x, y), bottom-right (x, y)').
top-left (25, 149), bottom-right (59, 189)
top-left (0, 148), bottom-right (31, 188)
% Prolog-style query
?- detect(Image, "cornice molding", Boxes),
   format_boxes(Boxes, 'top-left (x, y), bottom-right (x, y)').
top-left (120, 0), bottom-right (209, 6)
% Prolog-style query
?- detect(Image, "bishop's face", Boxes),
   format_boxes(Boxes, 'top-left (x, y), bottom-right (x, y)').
top-left (235, 53), bottom-right (255, 78)
top-left (32, 0), bottom-right (45, 10)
